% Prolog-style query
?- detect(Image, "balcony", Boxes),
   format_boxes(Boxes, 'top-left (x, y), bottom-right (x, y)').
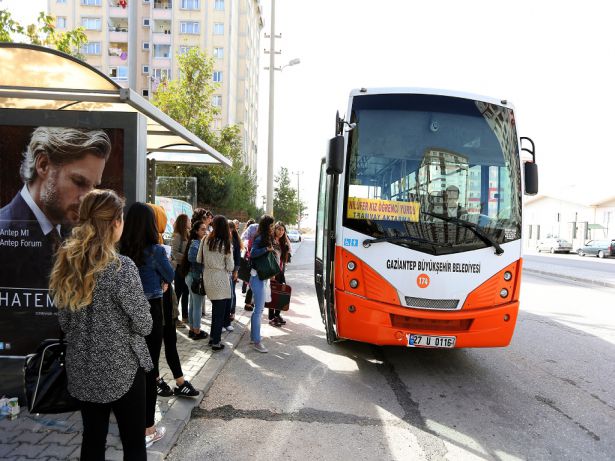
top-left (109, 30), bottom-right (128, 42)
top-left (108, 6), bottom-right (128, 18)
top-left (152, 32), bottom-right (172, 45)
top-left (153, 2), bottom-right (173, 20)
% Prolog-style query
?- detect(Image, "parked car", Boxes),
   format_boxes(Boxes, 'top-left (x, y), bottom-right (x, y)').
top-left (536, 237), bottom-right (573, 254)
top-left (576, 239), bottom-right (615, 258)
top-left (287, 229), bottom-right (302, 242)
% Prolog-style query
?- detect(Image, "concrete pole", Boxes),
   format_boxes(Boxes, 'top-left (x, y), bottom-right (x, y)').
top-left (266, 0), bottom-right (276, 215)
top-left (128, 0), bottom-right (137, 90)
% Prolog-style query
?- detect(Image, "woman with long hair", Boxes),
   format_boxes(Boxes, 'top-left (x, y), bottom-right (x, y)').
top-left (181, 220), bottom-right (209, 340)
top-left (198, 215), bottom-right (234, 350)
top-left (147, 205), bottom-right (198, 400)
top-left (171, 213), bottom-right (190, 323)
top-left (248, 214), bottom-right (275, 353)
top-left (119, 202), bottom-right (175, 447)
top-left (50, 189), bottom-right (152, 460)
top-left (269, 221), bottom-right (291, 326)
top-left (228, 220), bottom-right (243, 323)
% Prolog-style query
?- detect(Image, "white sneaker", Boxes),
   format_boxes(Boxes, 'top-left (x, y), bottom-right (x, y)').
top-left (252, 342), bottom-right (268, 353)
top-left (145, 426), bottom-right (166, 448)
top-left (225, 325), bottom-right (234, 332)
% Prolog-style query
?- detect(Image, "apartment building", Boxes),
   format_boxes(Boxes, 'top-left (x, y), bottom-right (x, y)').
top-left (48, 0), bottom-right (263, 171)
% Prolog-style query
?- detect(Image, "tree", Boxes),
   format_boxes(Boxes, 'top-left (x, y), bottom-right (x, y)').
top-left (273, 167), bottom-right (301, 225)
top-left (152, 48), bottom-right (258, 218)
top-left (0, 10), bottom-right (87, 60)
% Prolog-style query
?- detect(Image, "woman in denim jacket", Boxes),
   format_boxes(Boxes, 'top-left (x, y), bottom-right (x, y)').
top-left (183, 220), bottom-right (209, 340)
top-left (119, 202), bottom-right (175, 448)
top-left (249, 215), bottom-right (275, 353)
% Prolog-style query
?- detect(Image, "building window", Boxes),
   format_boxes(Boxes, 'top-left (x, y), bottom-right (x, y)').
top-left (180, 21), bottom-right (200, 34)
top-left (214, 0), bottom-right (224, 10)
top-left (81, 42), bottom-right (101, 55)
top-left (179, 45), bottom-right (195, 55)
top-left (143, 65), bottom-right (150, 74)
top-left (82, 17), bottom-right (101, 30)
top-left (109, 66), bottom-right (128, 80)
top-left (57, 0), bottom-right (67, 3)
top-left (80, 0), bottom-right (101, 5)
top-left (212, 95), bottom-right (222, 106)
top-left (213, 71), bottom-right (222, 82)
top-left (153, 44), bottom-right (171, 58)
top-left (143, 42), bottom-right (150, 50)
top-left (213, 47), bottom-right (223, 58)
top-left (213, 23), bottom-right (224, 35)
top-left (56, 17), bottom-right (67, 28)
top-left (152, 68), bottom-right (172, 80)
top-left (143, 18), bottom-right (151, 27)
top-left (142, 89), bottom-right (149, 97)
top-left (143, 0), bottom-right (151, 3)
top-left (180, 0), bottom-right (200, 9)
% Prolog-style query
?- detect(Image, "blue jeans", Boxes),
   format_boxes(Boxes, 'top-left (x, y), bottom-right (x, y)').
top-left (186, 273), bottom-right (203, 330)
top-left (249, 275), bottom-right (266, 343)
top-left (210, 298), bottom-right (228, 344)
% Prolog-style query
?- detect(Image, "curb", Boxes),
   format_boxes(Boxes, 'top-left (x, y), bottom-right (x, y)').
top-left (146, 310), bottom-right (250, 460)
top-left (523, 267), bottom-right (615, 290)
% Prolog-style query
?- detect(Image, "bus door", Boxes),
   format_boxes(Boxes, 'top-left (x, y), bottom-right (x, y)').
top-left (315, 158), bottom-right (338, 342)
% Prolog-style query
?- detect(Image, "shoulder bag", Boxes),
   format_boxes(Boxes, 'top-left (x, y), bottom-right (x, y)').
top-left (191, 273), bottom-right (206, 296)
top-left (237, 257), bottom-right (252, 283)
top-left (251, 251), bottom-right (280, 281)
top-left (24, 338), bottom-right (81, 414)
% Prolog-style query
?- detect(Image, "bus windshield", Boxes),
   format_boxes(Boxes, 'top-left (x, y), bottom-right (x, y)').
top-left (343, 93), bottom-right (522, 256)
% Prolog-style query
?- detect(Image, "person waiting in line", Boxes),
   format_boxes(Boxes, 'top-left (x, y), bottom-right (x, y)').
top-left (228, 221), bottom-right (243, 323)
top-left (181, 220), bottom-right (209, 340)
top-left (198, 215), bottom-right (235, 351)
top-left (147, 205), bottom-right (198, 399)
top-left (241, 219), bottom-right (259, 310)
top-left (171, 214), bottom-right (190, 326)
top-left (50, 189), bottom-right (152, 460)
top-left (249, 215), bottom-right (276, 353)
top-left (120, 202), bottom-right (175, 448)
top-left (269, 221), bottom-right (291, 327)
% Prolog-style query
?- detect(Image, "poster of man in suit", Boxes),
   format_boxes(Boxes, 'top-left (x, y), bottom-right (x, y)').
top-left (0, 125), bottom-right (125, 356)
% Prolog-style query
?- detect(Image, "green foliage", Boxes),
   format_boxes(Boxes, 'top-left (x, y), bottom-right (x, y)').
top-left (152, 48), bottom-right (258, 218)
top-left (273, 167), bottom-right (303, 226)
top-left (0, 10), bottom-right (87, 60)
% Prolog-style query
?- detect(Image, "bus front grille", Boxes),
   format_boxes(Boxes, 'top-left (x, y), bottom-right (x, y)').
top-left (404, 296), bottom-right (459, 310)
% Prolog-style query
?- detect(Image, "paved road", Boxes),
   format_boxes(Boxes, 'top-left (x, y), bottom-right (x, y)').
top-left (168, 239), bottom-right (615, 461)
top-left (524, 250), bottom-right (615, 271)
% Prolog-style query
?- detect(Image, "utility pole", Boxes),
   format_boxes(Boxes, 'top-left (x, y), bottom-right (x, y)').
top-left (293, 170), bottom-right (303, 229)
top-left (265, 0), bottom-right (278, 215)
top-left (128, 0), bottom-right (137, 90)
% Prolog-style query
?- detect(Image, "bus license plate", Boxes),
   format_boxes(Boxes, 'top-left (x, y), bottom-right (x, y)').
top-left (407, 334), bottom-right (456, 348)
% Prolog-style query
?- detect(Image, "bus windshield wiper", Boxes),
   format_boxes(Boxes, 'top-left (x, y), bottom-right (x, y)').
top-left (421, 211), bottom-right (504, 255)
top-left (362, 235), bottom-right (452, 248)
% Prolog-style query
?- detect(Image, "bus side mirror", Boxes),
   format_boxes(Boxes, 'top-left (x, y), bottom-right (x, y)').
top-left (326, 135), bottom-right (344, 175)
top-left (524, 162), bottom-right (538, 195)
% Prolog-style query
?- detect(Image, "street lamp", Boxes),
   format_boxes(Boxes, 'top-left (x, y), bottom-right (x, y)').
top-left (265, 0), bottom-right (300, 215)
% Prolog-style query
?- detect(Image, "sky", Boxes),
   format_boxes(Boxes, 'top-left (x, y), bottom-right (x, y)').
top-left (3, 0), bottom-right (614, 227)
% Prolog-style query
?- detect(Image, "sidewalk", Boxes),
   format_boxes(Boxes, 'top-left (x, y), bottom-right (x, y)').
top-left (0, 304), bottom-right (251, 461)
top-left (523, 256), bottom-right (615, 289)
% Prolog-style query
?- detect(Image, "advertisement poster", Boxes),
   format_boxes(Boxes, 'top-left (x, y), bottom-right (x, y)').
top-left (0, 125), bottom-right (125, 357)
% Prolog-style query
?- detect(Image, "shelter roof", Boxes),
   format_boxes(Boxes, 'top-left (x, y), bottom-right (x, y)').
top-left (0, 43), bottom-right (230, 167)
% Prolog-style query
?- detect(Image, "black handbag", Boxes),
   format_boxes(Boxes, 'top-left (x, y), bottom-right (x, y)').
top-left (237, 257), bottom-right (251, 282)
top-left (24, 338), bottom-right (81, 414)
top-left (251, 251), bottom-right (281, 281)
top-left (191, 274), bottom-right (206, 296)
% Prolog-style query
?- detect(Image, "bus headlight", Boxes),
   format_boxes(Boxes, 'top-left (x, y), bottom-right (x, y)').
top-left (349, 279), bottom-right (359, 289)
top-left (500, 288), bottom-right (509, 298)
top-left (347, 261), bottom-right (357, 271)
top-left (503, 271), bottom-right (512, 281)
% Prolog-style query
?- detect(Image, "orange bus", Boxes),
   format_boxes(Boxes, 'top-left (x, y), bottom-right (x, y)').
top-left (315, 88), bottom-right (538, 348)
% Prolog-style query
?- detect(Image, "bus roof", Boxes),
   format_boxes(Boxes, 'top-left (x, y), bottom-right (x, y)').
top-left (348, 87), bottom-right (514, 110)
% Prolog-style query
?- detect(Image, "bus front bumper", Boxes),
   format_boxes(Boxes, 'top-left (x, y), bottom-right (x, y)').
top-left (334, 290), bottom-right (519, 348)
